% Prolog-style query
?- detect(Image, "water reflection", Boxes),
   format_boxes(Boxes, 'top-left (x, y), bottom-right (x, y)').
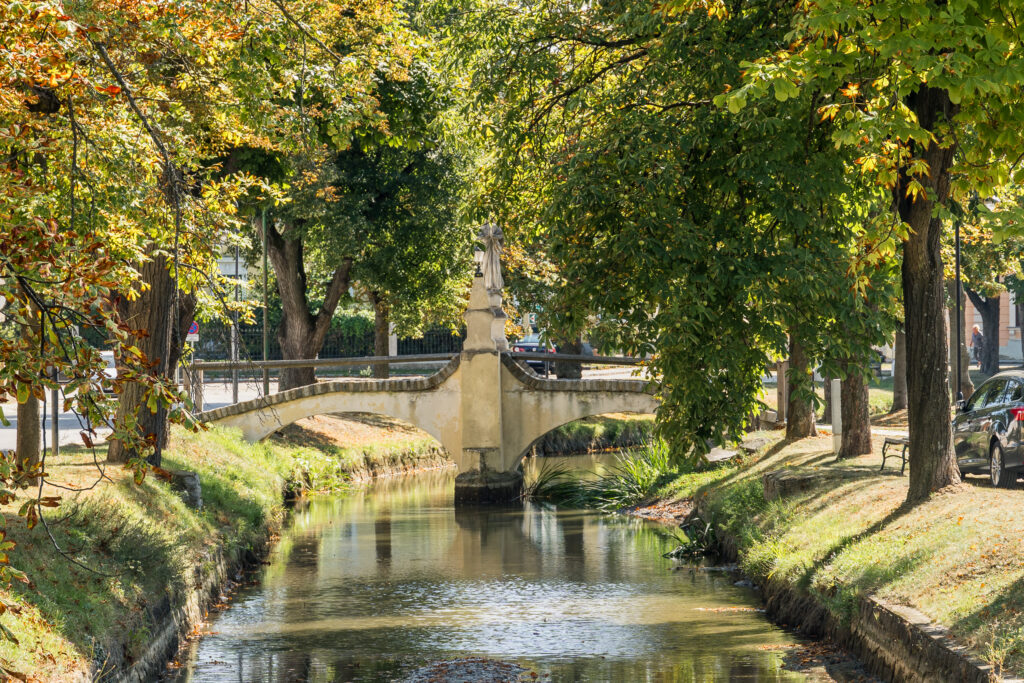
top-left (174, 468), bottom-right (807, 682)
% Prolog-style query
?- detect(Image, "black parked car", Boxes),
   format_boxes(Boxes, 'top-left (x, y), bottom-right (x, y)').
top-left (512, 334), bottom-right (554, 374)
top-left (953, 370), bottom-right (1024, 488)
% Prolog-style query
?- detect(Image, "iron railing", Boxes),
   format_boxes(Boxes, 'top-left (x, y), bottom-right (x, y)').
top-left (194, 323), bottom-right (465, 361)
top-left (191, 352), bottom-right (643, 372)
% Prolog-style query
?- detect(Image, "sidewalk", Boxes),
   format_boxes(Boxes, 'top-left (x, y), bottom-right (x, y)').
top-left (815, 423), bottom-right (909, 438)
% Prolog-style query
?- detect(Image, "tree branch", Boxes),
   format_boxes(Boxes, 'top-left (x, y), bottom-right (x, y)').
top-left (313, 258), bottom-right (354, 344)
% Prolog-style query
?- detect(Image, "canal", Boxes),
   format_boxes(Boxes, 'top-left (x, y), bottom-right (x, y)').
top-left (172, 465), bottom-right (811, 682)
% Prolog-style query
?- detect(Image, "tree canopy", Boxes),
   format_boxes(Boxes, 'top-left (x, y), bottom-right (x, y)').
top-left (442, 0), bottom-right (899, 455)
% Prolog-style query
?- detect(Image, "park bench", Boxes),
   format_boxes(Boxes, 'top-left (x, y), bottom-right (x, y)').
top-left (880, 436), bottom-right (909, 475)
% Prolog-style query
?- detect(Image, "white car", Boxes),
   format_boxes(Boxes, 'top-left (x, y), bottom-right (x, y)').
top-left (100, 350), bottom-right (118, 392)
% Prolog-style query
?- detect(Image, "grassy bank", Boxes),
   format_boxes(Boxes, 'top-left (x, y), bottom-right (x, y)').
top-left (0, 415), bottom-right (448, 681)
top-left (531, 413), bottom-right (654, 456)
top-left (649, 433), bottom-right (1024, 676)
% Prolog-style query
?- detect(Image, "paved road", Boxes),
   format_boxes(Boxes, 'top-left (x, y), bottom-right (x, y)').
top-left (0, 365), bottom-right (650, 451)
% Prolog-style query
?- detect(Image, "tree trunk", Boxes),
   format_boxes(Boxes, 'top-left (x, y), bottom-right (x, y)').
top-left (1018, 301), bottom-right (1024, 366)
top-left (966, 287), bottom-right (1000, 377)
top-left (553, 336), bottom-right (583, 379)
top-left (16, 300), bottom-right (41, 483)
top-left (785, 336), bottom-right (816, 438)
top-left (16, 391), bottom-right (40, 484)
top-left (899, 85), bottom-right (960, 503)
top-left (892, 330), bottom-right (908, 412)
top-left (108, 254), bottom-right (196, 465)
top-left (821, 374), bottom-right (832, 424)
top-left (839, 366), bottom-right (871, 458)
top-left (946, 281), bottom-right (974, 400)
top-left (259, 218), bottom-right (352, 392)
top-left (371, 292), bottom-right (390, 380)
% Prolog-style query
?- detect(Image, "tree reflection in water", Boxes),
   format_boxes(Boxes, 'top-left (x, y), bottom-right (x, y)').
top-left (173, 466), bottom-right (809, 682)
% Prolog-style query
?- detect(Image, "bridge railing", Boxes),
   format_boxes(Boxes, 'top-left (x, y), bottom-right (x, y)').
top-left (507, 352), bottom-right (644, 366)
top-left (191, 353), bottom-right (458, 372)
top-left (185, 352), bottom-right (645, 410)
top-left (190, 352), bottom-right (644, 373)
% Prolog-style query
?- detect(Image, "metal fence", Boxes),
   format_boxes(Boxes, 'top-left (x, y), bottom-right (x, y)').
top-left (193, 323), bottom-right (464, 362)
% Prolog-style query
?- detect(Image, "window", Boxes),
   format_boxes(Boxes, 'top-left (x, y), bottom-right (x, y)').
top-left (1008, 379), bottom-right (1024, 403)
top-left (967, 379), bottom-right (1007, 411)
top-left (966, 383), bottom-right (992, 411)
top-left (983, 379), bottom-right (1009, 408)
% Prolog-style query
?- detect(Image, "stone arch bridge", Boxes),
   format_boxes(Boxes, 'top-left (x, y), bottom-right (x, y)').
top-left (197, 228), bottom-right (658, 502)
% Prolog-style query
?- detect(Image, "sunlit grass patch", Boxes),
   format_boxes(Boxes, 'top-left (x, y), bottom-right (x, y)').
top-left (661, 434), bottom-right (1024, 675)
top-left (0, 419), bottom-right (448, 680)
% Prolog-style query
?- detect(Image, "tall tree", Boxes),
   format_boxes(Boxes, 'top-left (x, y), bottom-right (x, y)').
top-left (446, 0), bottom-right (895, 457)
top-left (786, 337), bottom-right (816, 439)
top-left (728, 0), bottom-right (1024, 503)
top-left (965, 286), bottom-right (1000, 377)
top-left (839, 370), bottom-right (871, 458)
top-left (242, 59), bottom-right (470, 390)
top-left (326, 66), bottom-right (470, 380)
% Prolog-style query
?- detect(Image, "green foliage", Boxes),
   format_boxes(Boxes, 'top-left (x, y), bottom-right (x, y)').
top-left (661, 513), bottom-right (719, 560)
top-left (533, 440), bottom-right (678, 511)
top-left (245, 50), bottom-right (475, 339)
top-left (443, 0), bottom-right (898, 453)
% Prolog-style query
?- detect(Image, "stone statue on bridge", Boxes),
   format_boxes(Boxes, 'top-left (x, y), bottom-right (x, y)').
top-left (479, 223), bottom-right (504, 295)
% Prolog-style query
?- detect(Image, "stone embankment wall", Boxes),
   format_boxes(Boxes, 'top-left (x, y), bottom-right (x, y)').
top-left (699, 496), bottom-right (1002, 683)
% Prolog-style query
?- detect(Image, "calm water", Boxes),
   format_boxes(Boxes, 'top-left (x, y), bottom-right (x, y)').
top-left (173, 465), bottom-right (809, 682)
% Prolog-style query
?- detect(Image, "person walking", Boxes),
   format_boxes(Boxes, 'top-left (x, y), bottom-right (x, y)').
top-left (970, 324), bottom-right (984, 364)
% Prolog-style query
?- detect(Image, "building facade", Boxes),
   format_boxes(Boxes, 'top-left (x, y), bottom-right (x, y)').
top-left (963, 291), bottom-right (1022, 362)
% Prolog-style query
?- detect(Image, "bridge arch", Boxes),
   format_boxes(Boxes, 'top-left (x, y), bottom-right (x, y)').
top-left (199, 359), bottom-right (463, 459)
top-left (497, 355), bottom-right (659, 468)
top-left (516, 410), bottom-right (654, 462)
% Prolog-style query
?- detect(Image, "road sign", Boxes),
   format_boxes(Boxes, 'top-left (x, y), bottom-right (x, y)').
top-left (186, 320), bottom-right (199, 342)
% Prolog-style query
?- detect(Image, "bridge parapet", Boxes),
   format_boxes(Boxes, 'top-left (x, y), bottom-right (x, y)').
top-left (199, 355), bottom-right (460, 424)
top-left (499, 353), bottom-right (653, 395)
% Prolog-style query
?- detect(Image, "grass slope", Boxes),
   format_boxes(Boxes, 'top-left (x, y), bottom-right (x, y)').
top-left (0, 415), bottom-right (447, 681)
top-left (656, 433), bottom-right (1024, 676)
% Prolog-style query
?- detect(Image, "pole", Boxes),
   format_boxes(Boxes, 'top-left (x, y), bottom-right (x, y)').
top-left (232, 241), bottom-right (240, 404)
top-left (262, 209), bottom-right (270, 395)
top-left (955, 218), bottom-right (963, 402)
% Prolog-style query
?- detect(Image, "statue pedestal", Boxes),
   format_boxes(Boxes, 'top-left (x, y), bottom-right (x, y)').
top-left (455, 266), bottom-right (522, 503)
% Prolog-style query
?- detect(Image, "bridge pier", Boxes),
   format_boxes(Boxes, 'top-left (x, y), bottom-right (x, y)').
top-left (454, 245), bottom-right (524, 503)
top-left (453, 466), bottom-right (523, 504)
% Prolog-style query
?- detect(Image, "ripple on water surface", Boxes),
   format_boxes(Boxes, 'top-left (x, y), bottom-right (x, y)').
top-left (173, 468), bottom-right (810, 682)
